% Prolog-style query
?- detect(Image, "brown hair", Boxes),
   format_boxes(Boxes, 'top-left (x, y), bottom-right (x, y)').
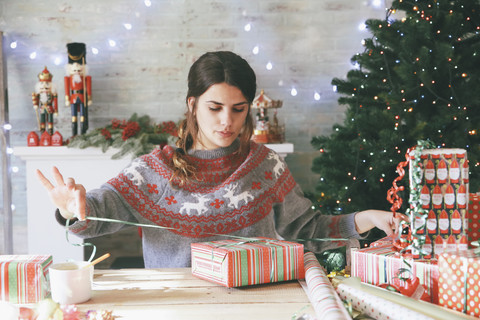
top-left (171, 51), bottom-right (257, 185)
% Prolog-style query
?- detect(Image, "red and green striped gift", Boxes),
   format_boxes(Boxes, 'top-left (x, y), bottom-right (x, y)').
top-left (191, 237), bottom-right (304, 287)
top-left (0, 255), bottom-right (52, 303)
top-left (351, 244), bottom-right (439, 304)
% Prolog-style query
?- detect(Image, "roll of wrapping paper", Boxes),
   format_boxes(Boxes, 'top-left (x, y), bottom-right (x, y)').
top-left (303, 252), bottom-right (352, 320)
top-left (333, 276), bottom-right (478, 320)
top-left (336, 282), bottom-right (434, 320)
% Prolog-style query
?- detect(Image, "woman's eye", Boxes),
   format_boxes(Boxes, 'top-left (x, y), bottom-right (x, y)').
top-left (209, 107), bottom-right (221, 112)
top-left (233, 108), bottom-right (245, 113)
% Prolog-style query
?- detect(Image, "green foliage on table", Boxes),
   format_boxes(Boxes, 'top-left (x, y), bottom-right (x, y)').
top-left (67, 113), bottom-right (178, 159)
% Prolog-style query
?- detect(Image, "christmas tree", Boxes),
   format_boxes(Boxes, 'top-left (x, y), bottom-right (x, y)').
top-left (311, 0), bottom-right (479, 216)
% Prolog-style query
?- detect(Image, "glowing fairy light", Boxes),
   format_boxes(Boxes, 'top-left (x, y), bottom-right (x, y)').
top-left (144, 0), bottom-right (152, 7)
top-left (10, 41), bottom-right (17, 49)
top-left (290, 88), bottom-right (298, 96)
top-left (124, 23), bottom-right (133, 30)
top-left (244, 23), bottom-right (251, 32)
top-left (266, 61), bottom-right (273, 70)
top-left (314, 92), bottom-right (321, 100)
top-left (332, 85), bottom-right (338, 92)
top-left (358, 22), bottom-right (367, 31)
top-left (29, 52), bottom-right (37, 59)
top-left (252, 46), bottom-right (259, 55)
top-left (92, 47), bottom-right (99, 54)
top-left (108, 39), bottom-right (116, 47)
top-left (54, 57), bottom-right (62, 65)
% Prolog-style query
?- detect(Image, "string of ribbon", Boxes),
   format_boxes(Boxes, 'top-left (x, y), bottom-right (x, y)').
top-left (65, 218), bottom-right (97, 262)
top-left (386, 139), bottom-right (435, 258)
top-left (385, 140), bottom-right (436, 301)
top-left (64, 216), bottom-right (351, 262)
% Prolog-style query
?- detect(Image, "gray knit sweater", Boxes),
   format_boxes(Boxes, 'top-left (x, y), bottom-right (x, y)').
top-left (63, 140), bottom-right (362, 268)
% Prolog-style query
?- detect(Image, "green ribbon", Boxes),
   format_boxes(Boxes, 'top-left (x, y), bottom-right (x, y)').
top-left (65, 218), bottom-right (97, 262)
top-left (63, 215), bottom-right (352, 266)
top-left (406, 139), bottom-right (435, 259)
top-left (85, 216), bottom-right (350, 242)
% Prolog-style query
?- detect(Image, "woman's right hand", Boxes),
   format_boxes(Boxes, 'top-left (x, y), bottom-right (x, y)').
top-left (36, 166), bottom-right (87, 220)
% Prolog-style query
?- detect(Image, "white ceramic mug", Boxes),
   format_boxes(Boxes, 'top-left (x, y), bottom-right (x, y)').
top-left (49, 261), bottom-right (93, 305)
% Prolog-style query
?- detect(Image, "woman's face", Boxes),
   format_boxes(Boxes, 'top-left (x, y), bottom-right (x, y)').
top-left (188, 82), bottom-right (249, 150)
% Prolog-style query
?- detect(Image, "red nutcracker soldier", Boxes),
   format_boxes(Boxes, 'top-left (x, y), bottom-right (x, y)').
top-left (32, 66), bottom-right (58, 135)
top-left (65, 42), bottom-right (92, 136)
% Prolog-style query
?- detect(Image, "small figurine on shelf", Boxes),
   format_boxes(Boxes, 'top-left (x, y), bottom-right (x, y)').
top-left (27, 131), bottom-right (39, 146)
top-left (65, 42), bottom-right (92, 137)
top-left (40, 131), bottom-right (51, 146)
top-left (251, 89), bottom-right (284, 144)
top-left (31, 66), bottom-right (58, 135)
top-left (51, 131), bottom-right (63, 146)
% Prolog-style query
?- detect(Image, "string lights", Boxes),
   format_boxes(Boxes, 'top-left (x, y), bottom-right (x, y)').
top-left (6, 1), bottom-right (387, 103)
top-left (311, 0), bottom-right (479, 213)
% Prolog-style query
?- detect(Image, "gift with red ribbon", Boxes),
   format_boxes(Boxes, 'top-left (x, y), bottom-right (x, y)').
top-left (351, 244), bottom-right (439, 304)
top-left (387, 142), bottom-right (469, 259)
top-left (379, 270), bottom-right (431, 302)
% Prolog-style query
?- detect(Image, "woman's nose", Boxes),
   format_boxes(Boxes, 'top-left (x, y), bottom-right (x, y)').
top-left (220, 110), bottom-right (233, 126)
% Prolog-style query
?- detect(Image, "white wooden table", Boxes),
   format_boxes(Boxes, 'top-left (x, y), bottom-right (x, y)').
top-left (78, 268), bottom-right (315, 320)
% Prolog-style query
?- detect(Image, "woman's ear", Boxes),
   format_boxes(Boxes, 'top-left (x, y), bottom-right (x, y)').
top-left (187, 97), bottom-right (195, 113)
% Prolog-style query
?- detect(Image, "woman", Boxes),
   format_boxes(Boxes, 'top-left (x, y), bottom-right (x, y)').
top-left (37, 51), bottom-right (399, 268)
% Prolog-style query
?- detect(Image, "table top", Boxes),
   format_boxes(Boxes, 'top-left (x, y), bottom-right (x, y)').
top-left (78, 268), bottom-right (315, 320)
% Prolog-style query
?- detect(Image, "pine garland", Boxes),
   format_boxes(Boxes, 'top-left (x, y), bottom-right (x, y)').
top-left (67, 113), bottom-right (178, 159)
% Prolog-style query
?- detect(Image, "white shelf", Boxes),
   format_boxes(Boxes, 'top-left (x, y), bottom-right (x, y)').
top-left (14, 146), bottom-right (132, 263)
top-left (265, 143), bottom-right (294, 158)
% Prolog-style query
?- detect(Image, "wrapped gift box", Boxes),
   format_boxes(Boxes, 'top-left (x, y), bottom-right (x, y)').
top-left (351, 244), bottom-right (439, 304)
top-left (191, 237), bottom-right (304, 287)
top-left (409, 149), bottom-right (469, 256)
top-left (438, 249), bottom-right (480, 317)
top-left (0, 255), bottom-right (52, 303)
top-left (467, 193), bottom-right (480, 246)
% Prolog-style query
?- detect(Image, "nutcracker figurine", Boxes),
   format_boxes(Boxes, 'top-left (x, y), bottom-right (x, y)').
top-left (65, 42), bottom-right (92, 136)
top-left (32, 66), bottom-right (58, 135)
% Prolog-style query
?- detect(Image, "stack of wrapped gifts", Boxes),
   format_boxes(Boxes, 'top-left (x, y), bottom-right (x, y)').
top-left (350, 148), bottom-right (480, 318)
top-left (187, 148), bottom-right (479, 319)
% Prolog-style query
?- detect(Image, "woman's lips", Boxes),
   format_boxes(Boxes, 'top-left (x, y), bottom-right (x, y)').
top-left (217, 131), bottom-right (234, 138)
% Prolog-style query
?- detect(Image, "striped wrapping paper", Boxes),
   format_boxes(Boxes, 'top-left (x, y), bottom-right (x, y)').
top-left (0, 255), bottom-right (52, 303)
top-left (303, 252), bottom-right (352, 320)
top-left (351, 245), bottom-right (439, 304)
top-left (191, 237), bottom-right (304, 287)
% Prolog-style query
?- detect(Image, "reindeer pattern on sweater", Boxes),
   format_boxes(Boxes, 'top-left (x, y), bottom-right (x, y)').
top-left (66, 140), bottom-right (359, 267)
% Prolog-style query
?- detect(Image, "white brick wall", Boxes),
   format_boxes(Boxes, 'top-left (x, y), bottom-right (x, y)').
top-left (0, 0), bottom-right (388, 253)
